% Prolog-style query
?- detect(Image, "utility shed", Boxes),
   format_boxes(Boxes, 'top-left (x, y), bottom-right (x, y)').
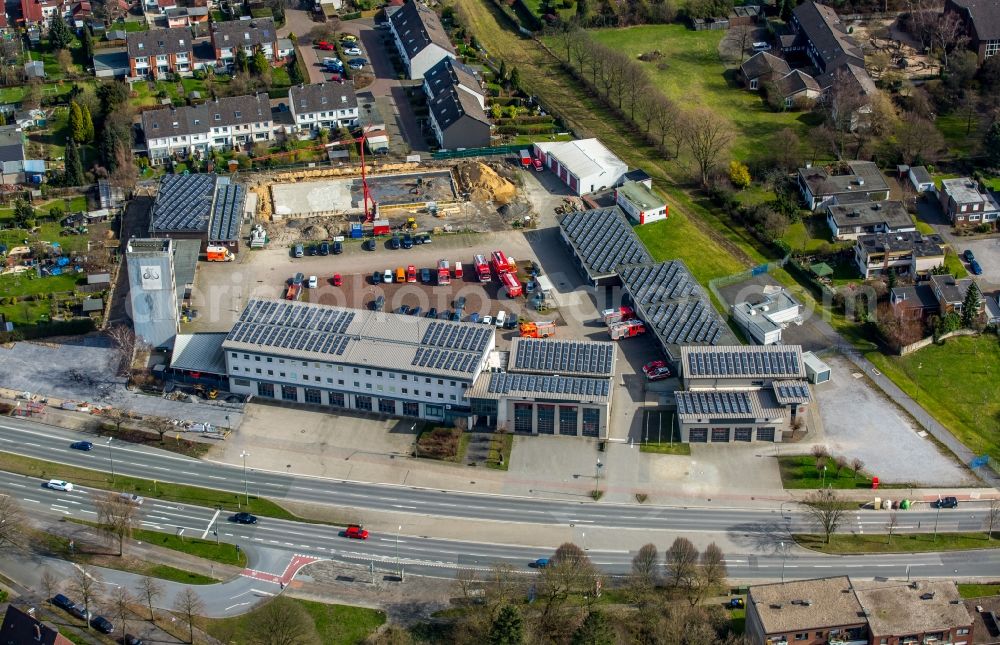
top-left (802, 351), bottom-right (831, 384)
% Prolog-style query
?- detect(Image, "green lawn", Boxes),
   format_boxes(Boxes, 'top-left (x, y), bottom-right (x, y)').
top-left (485, 433), bottom-right (514, 470)
top-left (0, 221), bottom-right (93, 255)
top-left (730, 607), bottom-right (746, 634)
top-left (588, 25), bottom-right (824, 161)
top-left (778, 455), bottom-right (879, 489)
top-left (639, 442), bottom-right (691, 455)
top-left (146, 564), bottom-right (218, 584)
top-left (866, 335), bottom-right (1000, 460)
top-left (779, 215), bottom-right (845, 255)
top-left (943, 248), bottom-right (969, 278)
top-left (936, 113), bottom-right (983, 156)
top-left (122, 20), bottom-right (149, 32)
top-left (796, 532), bottom-right (1000, 554)
top-left (131, 528), bottom-right (248, 567)
top-left (958, 583), bottom-right (1000, 599)
top-left (0, 272), bottom-right (82, 298)
top-left (206, 598), bottom-right (386, 644)
top-left (635, 216), bottom-right (745, 285)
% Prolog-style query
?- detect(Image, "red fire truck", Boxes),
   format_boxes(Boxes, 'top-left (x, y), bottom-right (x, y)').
top-left (474, 254), bottom-right (491, 283)
top-left (500, 271), bottom-right (522, 298)
top-left (437, 259), bottom-right (451, 285)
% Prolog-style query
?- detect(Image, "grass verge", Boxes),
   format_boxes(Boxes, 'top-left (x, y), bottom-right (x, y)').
top-left (67, 518), bottom-right (247, 567)
top-left (959, 583), bottom-right (1000, 598)
top-left (0, 450), bottom-right (302, 521)
top-left (485, 433), bottom-right (514, 471)
top-left (205, 597), bottom-right (386, 644)
top-left (796, 532), bottom-right (1000, 554)
top-left (639, 442), bottom-right (691, 456)
top-left (778, 455), bottom-right (882, 489)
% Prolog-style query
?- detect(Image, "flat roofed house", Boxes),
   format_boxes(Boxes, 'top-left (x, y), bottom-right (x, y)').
top-left (826, 200), bottom-right (914, 240)
top-left (797, 161), bottom-right (890, 211)
top-left (940, 177), bottom-right (1000, 227)
top-left (615, 180), bottom-right (668, 225)
top-left (853, 231), bottom-right (945, 279)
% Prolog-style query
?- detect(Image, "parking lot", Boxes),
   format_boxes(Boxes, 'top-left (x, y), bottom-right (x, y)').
top-left (953, 237), bottom-right (1000, 290)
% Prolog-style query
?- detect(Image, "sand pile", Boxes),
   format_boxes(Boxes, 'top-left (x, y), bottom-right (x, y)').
top-left (457, 162), bottom-right (516, 205)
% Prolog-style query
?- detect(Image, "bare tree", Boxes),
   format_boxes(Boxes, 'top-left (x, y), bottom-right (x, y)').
top-left (648, 95), bottom-right (680, 156)
top-left (40, 568), bottom-right (58, 603)
top-left (772, 128), bottom-right (801, 171)
top-left (484, 563), bottom-right (522, 616)
top-left (621, 62), bottom-right (650, 122)
top-left (802, 489), bottom-right (848, 544)
top-left (730, 25), bottom-right (754, 63)
top-left (103, 407), bottom-right (128, 434)
top-left (147, 416), bottom-right (173, 443)
top-left (136, 576), bottom-right (162, 621)
top-left (0, 495), bottom-right (26, 550)
top-left (454, 568), bottom-right (481, 604)
top-left (110, 586), bottom-right (135, 642)
top-left (893, 113), bottom-right (945, 164)
top-left (682, 108), bottom-right (734, 187)
top-left (631, 543), bottom-right (659, 591)
top-left (106, 324), bottom-right (136, 376)
top-left (70, 565), bottom-right (103, 629)
top-left (931, 10), bottom-right (969, 70)
top-left (987, 499), bottom-right (1000, 540)
top-left (851, 457), bottom-right (865, 480)
top-left (811, 444), bottom-right (829, 469)
top-left (664, 537), bottom-right (699, 590)
top-left (885, 511), bottom-right (899, 545)
top-left (95, 492), bottom-right (139, 556)
top-left (689, 542), bottom-right (728, 605)
top-left (247, 596), bottom-right (320, 645)
top-left (538, 542), bottom-right (598, 622)
top-left (173, 588), bottom-right (205, 644)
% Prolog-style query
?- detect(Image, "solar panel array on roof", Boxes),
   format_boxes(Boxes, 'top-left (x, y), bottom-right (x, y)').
top-left (560, 208), bottom-right (652, 275)
top-left (675, 391), bottom-right (753, 416)
top-left (210, 184), bottom-right (244, 242)
top-left (644, 301), bottom-right (724, 345)
top-left (686, 349), bottom-right (800, 377)
top-left (486, 372), bottom-right (610, 398)
top-left (512, 339), bottom-right (614, 376)
top-left (619, 262), bottom-right (697, 306)
top-left (411, 347), bottom-right (478, 373)
top-left (151, 174), bottom-right (216, 232)
top-left (774, 382), bottom-right (810, 402)
top-left (421, 321), bottom-right (492, 353)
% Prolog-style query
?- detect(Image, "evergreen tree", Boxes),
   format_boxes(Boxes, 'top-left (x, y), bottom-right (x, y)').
top-left (498, 59), bottom-right (507, 84)
top-left (82, 27), bottom-right (94, 61)
top-left (235, 48), bottom-right (249, 74)
top-left (509, 67), bottom-right (521, 91)
top-left (961, 281), bottom-right (982, 328)
top-left (64, 138), bottom-right (85, 186)
top-left (985, 121), bottom-right (1000, 169)
top-left (488, 605), bottom-right (524, 645)
top-left (576, 0), bottom-right (590, 22)
top-left (69, 102), bottom-right (85, 143)
top-left (779, 0), bottom-right (794, 21)
top-left (571, 611), bottom-right (615, 645)
top-left (49, 14), bottom-right (74, 50)
top-left (81, 104), bottom-right (94, 143)
top-left (250, 50), bottom-right (269, 76)
top-left (97, 81), bottom-right (130, 115)
top-left (287, 54), bottom-right (304, 85)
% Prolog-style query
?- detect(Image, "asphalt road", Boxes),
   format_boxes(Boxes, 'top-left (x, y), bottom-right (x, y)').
top-left (0, 418), bottom-right (980, 537)
top-left (8, 471), bottom-right (1000, 618)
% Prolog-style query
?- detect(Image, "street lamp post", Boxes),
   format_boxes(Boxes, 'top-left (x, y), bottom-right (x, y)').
top-left (106, 437), bottom-right (116, 487)
top-left (241, 451), bottom-right (250, 507)
top-left (396, 524), bottom-right (401, 577)
top-left (595, 459), bottom-right (603, 490)
top-left (934, 499), bottom-right (941, 541)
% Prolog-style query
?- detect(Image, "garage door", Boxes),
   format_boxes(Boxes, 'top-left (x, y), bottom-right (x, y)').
top-left (757, 427), bottom-right (775, 442)
top-left (734, 428), bottom-right (752, 442)
top-left (689, 428), bottom-right (708, 443)
top-left (711, 428), bottom-right (730, 442)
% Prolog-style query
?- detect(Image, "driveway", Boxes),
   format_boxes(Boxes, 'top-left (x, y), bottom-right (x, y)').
top-left (952, 237), bottom-right (1000, 290)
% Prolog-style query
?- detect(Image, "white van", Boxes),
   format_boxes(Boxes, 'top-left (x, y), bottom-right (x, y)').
top-left (495, 310), bottom-right (507, 327)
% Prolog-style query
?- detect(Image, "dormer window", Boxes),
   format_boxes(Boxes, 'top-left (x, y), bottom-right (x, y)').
top-left (234, 111), bottom-right (241, 118)
top-left (215, 114), bottom-right (221, 121)
top-left (138, 42), bottom-right (144, 49)
top-left (244, 32), bottom-right (250, 40)
top-left (179, 39), bottom-right (184, 45)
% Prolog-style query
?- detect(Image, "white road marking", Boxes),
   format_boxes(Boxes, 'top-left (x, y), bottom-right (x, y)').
top-left (202, 509), bottom-right (221, 539)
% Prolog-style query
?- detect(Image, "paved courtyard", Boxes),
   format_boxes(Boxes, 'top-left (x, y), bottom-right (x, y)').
top-left (810, 354), bottom-right (974, 486)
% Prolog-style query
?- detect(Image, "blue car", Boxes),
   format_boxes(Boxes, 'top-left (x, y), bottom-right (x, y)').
top-left (970, 260), bottom-right (983, 275)
top-left (70, 441), bottom-right (93, 451)
top-left (533, 558), bottom-right (550, 568)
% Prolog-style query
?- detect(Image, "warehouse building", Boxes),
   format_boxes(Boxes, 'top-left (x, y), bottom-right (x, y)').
top-left (534, 139), bottom-right (628, 195)
top-left (674, 345), bottom-right (811, 442)
top-left (619, 260), bottom-right (736, 363)
top-left (466, 338), bottom-right (616, 437)
top-left (224, 298), bottom-right (495, 424)
top-left (559, 207), bottom-right (652, 285)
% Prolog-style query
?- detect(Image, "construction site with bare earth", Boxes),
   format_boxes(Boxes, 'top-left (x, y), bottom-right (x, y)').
top-left (244, 159), bottom-right (526, 246)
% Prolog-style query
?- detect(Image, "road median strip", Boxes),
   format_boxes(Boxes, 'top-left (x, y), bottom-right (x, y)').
top-left (795, 532), bottom-right (1000, 554)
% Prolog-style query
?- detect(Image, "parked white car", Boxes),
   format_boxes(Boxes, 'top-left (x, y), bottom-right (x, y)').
top-left (308, 275), bottom-right (318, 289)
top-left (118, 493), bottom-right (144, 505)
top-left (46, 479), bottom-right (73, 491)
top-left (344, 46), bottom-right (362, 56)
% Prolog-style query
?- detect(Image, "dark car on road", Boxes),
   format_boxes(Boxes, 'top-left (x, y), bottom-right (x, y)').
top-left (52, 594), bottom-right (75, 611)
top-left (91, 616), bottom-right (115, 634)
top-left (970, 260), bottom-right (983, 275)
top-left (932, 496), bottom-right (959, 509)
top-left (70, 441), bottom-right (93, 451)
top-left (229, 512), bottom-right (258, 524)
top-left (964, 249), bottom-right (976, 262)
top-left (318, 241), bottom-right (330, 256)
top-left (122, 635), bottom-right (144, 645)
top-left (68, 604), bottom-right (91, 621)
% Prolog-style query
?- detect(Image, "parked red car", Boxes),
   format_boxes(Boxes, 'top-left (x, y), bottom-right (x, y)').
top-left (642, 360), bottom-right (672, 381)
top-left (345, 524), bottom-right (369, 540)
top-left (315, 41), bottom-right (335, 50)
top-left (332, 273), bottom-right (342, 287)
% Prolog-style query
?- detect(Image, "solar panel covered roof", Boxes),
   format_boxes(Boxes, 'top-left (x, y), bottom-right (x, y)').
top-left (559, 207), bottom-right (652, 278)
top-left (209, 183), bottom-right (244, 242)
top-left (619, 261), bottom-right (699, 306)
top-left (467, 371), bottom-right (611, 403)
top-left (643, 300), bottom-right (726, 346)
top-left (224, 298), bottom-right (494, 378)
top-left (508, 338), bottom-right (616, 377)
top-left (772, 379), bottom-right (812, 405)
top-left (151, 174), bottom-right (216, 233)
top-left (681, 345), bottom-right (805, 380)
top-left (674, 389), bottom-right (786, 422)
